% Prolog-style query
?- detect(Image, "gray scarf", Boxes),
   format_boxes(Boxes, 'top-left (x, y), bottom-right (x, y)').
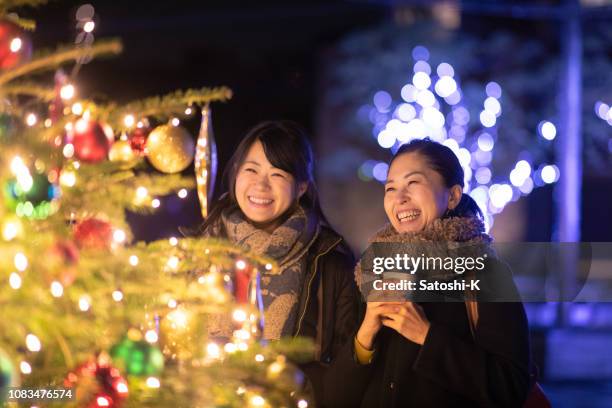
top-left (211, 204), bottom-right (320, 340)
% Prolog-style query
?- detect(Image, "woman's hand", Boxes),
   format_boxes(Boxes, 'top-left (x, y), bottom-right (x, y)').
top-left (356, 302), bottom-right (401, 350)
top-left (381, 302), bottom-right (431, 345)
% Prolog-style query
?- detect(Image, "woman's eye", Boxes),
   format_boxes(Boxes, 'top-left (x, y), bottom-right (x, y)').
top-left (272, 173), bottom-right (286, 179)
top-left (385, 187), bottom-right (395, 193)
top-left (408, 180), bottom-right (417, 185)
top-left (244, 168), bottom-right (256, 173)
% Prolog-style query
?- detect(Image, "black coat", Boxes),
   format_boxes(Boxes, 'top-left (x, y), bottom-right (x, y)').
top-left (294, 226), bottom-right (361, 406)
top-left (324, 295), bottom-right (531, 407)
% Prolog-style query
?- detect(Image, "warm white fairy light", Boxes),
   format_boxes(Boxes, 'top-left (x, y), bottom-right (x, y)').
top-left (129, 255), bottom-right (139, 266)
top-left (167, 308), bottom-right (188, 329)
top-left (96, 396), bottom-right (111, 407)
top-left (10, 156), bottom-right (33, 192)
top-left (112, 290), bottom-right (124, 302)
top-left (62, 143), bottom-right (75, 159)
top-left (232, 309), bottom-right (247, 323)
top-left (71, 102), bottom-right (84, 115)
top-left (250, 395), bottom-right (265, 407)
top-left (151, 199), bottom-right (161, 208)
top-left (136, 186), bottom-right (148, 200)
top-left (236, 260), bottom-right (247, 270)
top-left (233, 329), bottom-right (250, 341)
top-left (265, 263), bottom-right (273, 271)
top-left (206, 342), bottom-right (221, 359)
top-left (237, 342), bottom-right (248, 351)
top-left (44, 118), bottom-right (52, 127)
top-left (78, 295), bottom-right (91, 312)
top-left (20, 361), bottom-right (32, 375)
top-left (83, 20), bottom-right (95, 33)
top-left (184, 107), bottom-right (193, 115)
top-left (10, 37), bottom-right (22, 52)
top-left (115, 381), bottom-right (128, 394)
top-left (167, 256), bottom-right (180, 270)
top-left (167, 299), bottom-right (177, 308)
top-left (113, 229), bottom-right (127, 244)
top-left (170, 117), bottom-right (180, 127)
top-left (144, 329), bottom-right (158, 343)
top-left (60, 84), bottom-right (75, 100)
top-left (2, 221), bottom-right (20, 241)
top-left (255, 354), bottom-right (264, 362)
top-left (50, 281), bottom-right (64, 297)
top-left (75, 118), bottom-right (88, 133)
top-left (177, 188), bottom-right (188, 198)
top-left (25, 334), bottom-right (41, 352)
top-left (297, 399), bottom-right (308, 408)
top-left (9, 272), bottom-right (22, 289)
top-left (25, 113), bottom-right (37, 127)
top-left (59, 169), bottom-right (76, 187)
top-left (14, 252), bottom-right (28, 271)
top-left (146, 377), bottom-right (160, 388)
top-left (169, 237), bottom-right (178, 246)
top-left (224, 343), bottom-right (237, 353)
top-left (123, 114), bottom-right (135, 128)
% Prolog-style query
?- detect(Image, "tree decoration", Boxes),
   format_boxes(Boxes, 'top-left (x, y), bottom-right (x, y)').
top-left (127, 126), bottom-right (149, 155)
top-left (0, 348), bottom-right (18, 404)
top-left (44, 239), bottom-right (79, 286)
top-left (145, 124), bottom-right (195, 173)
top-left (0, 19), bottom-right (32, 70)
top-left (71, 118), bottom-right (114, 163)
top-left (64, 354), bottom-right (128, 408)
top-left (110, 337), bottom-right (164, 377)
top-left (108, 139), bottom-right (138, 168)
top-left (73, 218), bottom-right (113, 250)
top-left (194, 104), bottom-right (218, 218)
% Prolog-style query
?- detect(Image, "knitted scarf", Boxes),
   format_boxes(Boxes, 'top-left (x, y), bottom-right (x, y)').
top-left (355, 216), bottom-right (493, 297)
top-left (210, 204), bottom-right (320, 340)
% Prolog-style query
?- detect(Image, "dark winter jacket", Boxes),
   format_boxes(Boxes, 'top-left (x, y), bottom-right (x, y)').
top-left (324, 261), bottom-right (531, 408)
top-left (294, 226), bottom-right (361, 406)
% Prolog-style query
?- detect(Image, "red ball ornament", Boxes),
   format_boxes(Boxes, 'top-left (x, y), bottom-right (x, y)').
top-left (72, 119), bottom-right (114, 163)
top-left (128, 127), bottom-right (150, 155)
top-left (0, 20), bottom-right (32, 70)
top-left (74, 218), bottom-right (113, 250)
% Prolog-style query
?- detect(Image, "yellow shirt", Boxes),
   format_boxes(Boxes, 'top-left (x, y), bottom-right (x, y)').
top-left (354, 336), bottom-right (375, 364)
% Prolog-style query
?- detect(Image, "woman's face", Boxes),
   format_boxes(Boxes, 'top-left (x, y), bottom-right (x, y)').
top-left (235, 140), bottom-right (306, 228)
top-left (384, 152), bottom-right (460, 233)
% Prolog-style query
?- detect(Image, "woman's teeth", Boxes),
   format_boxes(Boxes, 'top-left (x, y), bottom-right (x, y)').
top-left (248, 196), bottom-right (273, 205)
top-left (397, 210), bottom-right (420, 222)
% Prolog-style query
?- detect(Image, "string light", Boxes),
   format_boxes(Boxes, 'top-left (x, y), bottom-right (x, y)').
top-left (235, 260), bottom-right (247, 270)
top-left (72, 102), bottom-right (84, 115)
top-left (112, 290), bottom-right (124, 302)
top-left (166, 256), bottom-right (180, 270)
top-left (20, 361), bottom-right (32, 375)
top-left (83, 20), bottom-right (95, 33)
top-left (250, 395), bottom-right (266, 407)
top-left (25, 113), bottom-right (37, 127)
top-left (9, 272), bottom-right (22, 289)
top-left (146, 377), bottom-right (160, 388)
top-left (60, 169), bottom-right (76, 187)
top-left (60, 84), bottom-right (75, 100)
top-left (113, 229), bottom-right (126, 244)
top-left (297, 400), bottom-right (308, 408)
top-left (144, 330), bottom-right (158, 343)
top-left (151, 199), bottom-right (161, 208)
top-left (169, 237), bottom-right (178, 246)
top-left (50, 281), bottom-right (64, 297)
top-left (2, 220), bottom-right (20, 241)
top-left (123, 114), bottom-right (135, 128)
top-left (25, 334), bottom-right (41, 352)
top-left (206, 342), bottom-right (221, 359)
top-left (233, 309), bottom-right (247, 322)
top-left (255, 354), bottom-right (265, 362)
top-left (14, 252), bottom-right (28, 271)
top-left (171, 117), bottom-right (180, 127)
top-left (129, 255), bottom-right (139, 266)
top-left (136, 186), bottom-right (148, 200)
top-left (10, 37), bottom-right (22, 52)
top-left (177, 188), bottom-right (188, 198)
top-left (79, 295), bottom-right (91, 312)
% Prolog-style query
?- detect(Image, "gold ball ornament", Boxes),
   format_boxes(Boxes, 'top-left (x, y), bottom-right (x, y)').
top-left (145, 125), bottom-right (195, 173)
top-left (108, 140), bottom-right (139, 169)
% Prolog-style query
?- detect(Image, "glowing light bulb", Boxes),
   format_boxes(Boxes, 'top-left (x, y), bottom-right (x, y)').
top-left (9, 272), bottom-right (22, 289)
top-left (136, 186), bottom-right (148, 200)
top-left (233, 309), bottom-right (247, 322)
top-left (298, 400), bottom-right (308, 408)
top-left (167, 256), bottom-right (180, 270)
top-left (50, 281), bottom-right (64, 297)
top-left (20, 361), bottom-right (32, 374)
top-left (112, 290), bottom-right (124, 302)
top-left (26, 334), bottom-right (41, 352)
top-left (146, 377), bottom-right (160, 388)
top-left (265, 263), bottom-right (273, 271)
top-left (72, 102), bottom-right (84, 115)
top-left (129, 255), bottom-right (139, 266)
top-left (235, 260), bottom-right (247, 270)
top-left (145, 330), bottom-right (158, 343)
top-left (3, 221), bottom-right (20, 241)
top-left (206, 342), bottom-right (221, 359)
top-left (14, 253), bottom-right (28, 271)
top-left (83, 21), bottom-right (95, 33)
top-left (171, 117), bottom-right (180, 127)
top-left (250, 395), bottom-right (265, 407)
top-left (10, 37), bottom-right (22, 52)
top-left (255, 354), bottom-right (265, 362)
top-left (123, 114), bottom-right (135, 128)
top-left (169, 237), bottom-right (178, 246)
top-left (60, 84), bottom-right (75, 100)
top-left (25, 113), bottom-right (37, 127)
top-left (177, 188), bottom-right (188, 198)
top-left (151, 199), bottom-right (161, 208)
top-left (79, 295), bottom-right (91, 311)
top-left (113, 229), bottom-right (126, 244)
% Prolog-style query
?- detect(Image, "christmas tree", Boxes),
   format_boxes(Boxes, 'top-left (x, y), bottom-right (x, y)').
top-left (0, 1), bottom-right (314, 407)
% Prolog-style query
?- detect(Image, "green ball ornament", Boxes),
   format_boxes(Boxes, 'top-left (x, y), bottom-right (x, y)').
top-left (2, 170), bottom-right (59, 219)
top-left (0, 348), bottom-right (18, 404)
top-left (110, 338), bottom-right (164, 377)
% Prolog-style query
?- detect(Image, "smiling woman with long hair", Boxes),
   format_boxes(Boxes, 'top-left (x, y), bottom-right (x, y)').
top-left (327, 138), bottom-right (532, 408)
top-left (200, 120), bottom-right (359, 405)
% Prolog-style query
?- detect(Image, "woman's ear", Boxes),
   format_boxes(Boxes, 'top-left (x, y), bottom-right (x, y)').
top-left (297, 182), bottom-right (308, 199)
top-left (448, 184), bottom-right (463, 210)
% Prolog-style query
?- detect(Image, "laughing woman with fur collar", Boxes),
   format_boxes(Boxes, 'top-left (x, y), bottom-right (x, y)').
top-left (325, 139), bottom-right (531, 408)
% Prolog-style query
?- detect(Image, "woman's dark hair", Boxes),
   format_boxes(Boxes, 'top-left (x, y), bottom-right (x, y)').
top-left (201, 120), bottom-right (327, 232)
top-left (389, 138), bottom-right (483, 219)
